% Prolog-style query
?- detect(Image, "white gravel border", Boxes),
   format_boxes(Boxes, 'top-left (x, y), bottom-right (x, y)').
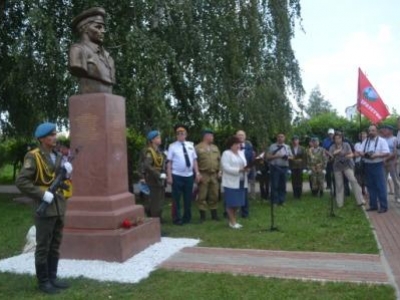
top-left (0, 237), bottom-right (199, 283)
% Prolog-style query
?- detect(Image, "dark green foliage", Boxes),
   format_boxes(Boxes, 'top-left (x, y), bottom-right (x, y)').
top-left (1, 0), bottom-right (303, 146)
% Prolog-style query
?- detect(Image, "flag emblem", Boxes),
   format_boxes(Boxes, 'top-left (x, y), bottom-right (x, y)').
top-left (362, 87), bottom-right (378, 102)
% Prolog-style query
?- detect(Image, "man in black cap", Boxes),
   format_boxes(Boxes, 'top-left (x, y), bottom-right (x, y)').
top-left (289, 135), bottom-right (306, 199)
top-left (167, 125), bottom-right (201, 225)
top-left (16, 123), bottom-right (72, 294)
top-left (69, 7), bottom-right (115, 94)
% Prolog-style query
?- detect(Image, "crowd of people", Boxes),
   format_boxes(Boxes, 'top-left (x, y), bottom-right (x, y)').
top-left (141, 119), bottom-right (400, 229)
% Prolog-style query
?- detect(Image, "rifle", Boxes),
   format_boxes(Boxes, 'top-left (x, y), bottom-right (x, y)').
top-left (36, 147), bottom-right (81, 217)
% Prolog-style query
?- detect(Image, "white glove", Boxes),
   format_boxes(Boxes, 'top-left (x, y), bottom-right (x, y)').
top-left (42, 191), bottom-right (54, 204)
top-left (64, 162), bottom-right (73, 174)
top-left (287, 170), bottom-right (292, 175)
top-left (256, 171), bottom-right (262, 175)
top-left (302, 169), bottom-right (308, 174)
top-left (322, 170), bottom-right (326, 175)
top-left (160, 173), bottom-right (167, 179)
top-left (308, 170), bottom-right (312, 175)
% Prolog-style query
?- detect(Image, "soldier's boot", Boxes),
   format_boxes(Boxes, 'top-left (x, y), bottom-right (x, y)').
top-left (199, 210), bottom-right (206, 223)
top-left (298, 188), bottom-right (303, 199)
top-left (211, 209), bottom-right (220, 221)
top-left (36, 263), bottom-right (60, 294)
top-left (48, 257), bottom-right (70, 289)
top-left (312, 190), bottom-right (318, 197)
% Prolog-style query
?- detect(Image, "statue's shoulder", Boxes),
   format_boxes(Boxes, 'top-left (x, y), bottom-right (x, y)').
top-left (70, 42), bottom-right (86, 51)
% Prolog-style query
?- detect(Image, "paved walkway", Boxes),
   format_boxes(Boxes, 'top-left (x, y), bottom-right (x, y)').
top-left (161, 247), bottom-right (388, 284)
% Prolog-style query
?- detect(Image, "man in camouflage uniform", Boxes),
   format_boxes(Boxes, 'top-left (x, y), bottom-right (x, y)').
top-left (16, 123), bottom-right (72, 294)
top-left (307, 137), bottom-right (327, 197)
top-left (195, 129), bottom-right (221, 222)
top-left (141, 130), bottom-right (166, 220)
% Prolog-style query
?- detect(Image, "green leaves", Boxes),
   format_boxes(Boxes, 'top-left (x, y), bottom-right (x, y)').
top-left (1, 0), bottom-right (303, 146)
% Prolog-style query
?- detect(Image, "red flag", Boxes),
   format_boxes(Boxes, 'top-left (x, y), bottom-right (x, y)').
top-left (357, 68), bottom-right (389, 123)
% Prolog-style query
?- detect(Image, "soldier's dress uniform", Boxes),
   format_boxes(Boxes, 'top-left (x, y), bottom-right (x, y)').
top-left (16, 123), bottom-right (69, 294)
top-left (195, 137), bottom-right (221, 221)
top-left (307, 143), bottom-right (327, 196)
top-left (142, 141), bottom-right (166, 219)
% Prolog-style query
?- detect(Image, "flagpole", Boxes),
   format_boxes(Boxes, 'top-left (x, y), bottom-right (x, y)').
top-left (357, 68), bottom-right (362, 133)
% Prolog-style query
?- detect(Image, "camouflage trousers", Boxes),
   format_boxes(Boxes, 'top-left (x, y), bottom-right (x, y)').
top-left (310, 170), bottom-right (325, 191)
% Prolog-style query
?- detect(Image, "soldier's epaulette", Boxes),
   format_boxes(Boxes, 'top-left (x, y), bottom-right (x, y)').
top-left (29, 148), bottom-right (40, 155)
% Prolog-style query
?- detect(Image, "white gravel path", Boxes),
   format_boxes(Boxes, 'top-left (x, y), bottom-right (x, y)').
top-left (0, 237), bottom-right (199, 283)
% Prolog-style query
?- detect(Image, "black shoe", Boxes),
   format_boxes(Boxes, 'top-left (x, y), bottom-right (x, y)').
top-left (36, 263), bottom-right (60, 294)
top-left (319, 190), bottom-right (324, 197)
top-left (38, 281), bottom-right (60, 294)
top-left (199, 210), bottom-right (206, 223)
top-left (50, 279), bottom-right (69, 289)
top-left (211, 209), bottom-right (220, 221)
top-left (378, 209), bottom-right (388, 214)
top-left (173, 219), bottom-right (183, 226)
top-left (48, 256), bottom-right (69, 289)
top-left (366, 208), bottom-right (377, 212)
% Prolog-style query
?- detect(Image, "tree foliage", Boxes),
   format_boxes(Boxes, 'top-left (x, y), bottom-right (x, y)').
top-left (304, 85), bottom-right (336, 118)
top-left (1, 0), bottom-right (303, 145)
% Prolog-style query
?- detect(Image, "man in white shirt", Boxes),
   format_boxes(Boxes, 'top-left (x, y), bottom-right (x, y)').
top-left (167, 125), bottom-right (201, 225)
top-left (267, 133), bottom-right (293, 205)
top-left (381, 125), bottom-right (400, 203)
top-left (359, 125), bottom-right (390, 213)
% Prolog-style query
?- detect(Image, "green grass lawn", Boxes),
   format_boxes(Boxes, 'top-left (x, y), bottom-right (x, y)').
top-left (0, 164), bottom-right (14, 184)
top-left (158, 192), bottom-right (378, 254)
top-left (0, 193), bottom-right (395, 299)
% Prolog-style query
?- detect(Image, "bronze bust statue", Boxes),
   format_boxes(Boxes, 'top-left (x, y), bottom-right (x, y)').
top-left (69, 7), bottom-right (116, 94)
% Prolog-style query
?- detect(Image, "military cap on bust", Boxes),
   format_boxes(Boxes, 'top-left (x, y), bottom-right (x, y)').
top-left (71, 7), bottom-right (106, 33)
top-left (147, 130), bottom-right (160, 141)
top-left (34, 123), bottom-right (57, 139)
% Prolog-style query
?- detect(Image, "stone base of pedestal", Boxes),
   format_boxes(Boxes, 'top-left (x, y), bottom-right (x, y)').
top-left (60, 218), bottom-right (161, 262)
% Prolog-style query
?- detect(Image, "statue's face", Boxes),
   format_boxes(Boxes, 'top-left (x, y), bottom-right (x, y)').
top-left (86, 21), bottom-right (105, 44)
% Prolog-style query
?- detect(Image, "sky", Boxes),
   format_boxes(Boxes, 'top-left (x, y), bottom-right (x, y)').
top-left (292, 0), bottom-right (400, 117)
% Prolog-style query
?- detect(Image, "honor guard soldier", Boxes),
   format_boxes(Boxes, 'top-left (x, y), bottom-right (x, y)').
top-left (16, 123), bottom-right (73, 294)
top-left (141, 130), bottom-right (166, 220)
top-left (195, 129), bottom-right (221, 222)
top-left (307, 137), bottom-right (327, 197)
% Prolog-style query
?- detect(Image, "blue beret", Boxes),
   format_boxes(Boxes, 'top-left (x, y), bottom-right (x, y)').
top-left (147, 130), bottom-right (160, 141)
top-left (34, 122), bottom-right (56, 138)
top-left (139, 182), bottom-right (150, 195)
top-left (202, 128), bottom-right (214, 136)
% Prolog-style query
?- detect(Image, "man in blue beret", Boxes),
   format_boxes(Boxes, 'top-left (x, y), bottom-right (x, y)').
top-left (195, 129), bottom-right (221, 222)
top-left (16, 122), bottom-right (72, 294)
top-left (140, 131), bottom-right (166, 220)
